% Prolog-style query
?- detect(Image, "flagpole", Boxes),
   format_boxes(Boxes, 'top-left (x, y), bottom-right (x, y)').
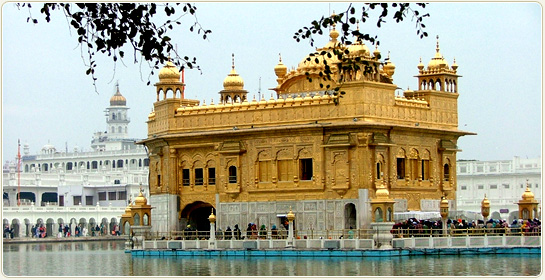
top-left (17, 139), bottom-right (21, 207)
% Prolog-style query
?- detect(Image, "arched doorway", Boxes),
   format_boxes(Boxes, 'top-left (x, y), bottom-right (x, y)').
top-left (41, 192), bottom-right (58, 206)
top-left (180, 201), bottom-right (214, 232)
top-left (18, 192), bottom-right (36, 205)
top-left (344, 203), bottom-right (357, 229)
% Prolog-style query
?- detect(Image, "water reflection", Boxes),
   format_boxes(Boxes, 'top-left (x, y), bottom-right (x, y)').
top-left (3, 241), bottom-right (541, 276)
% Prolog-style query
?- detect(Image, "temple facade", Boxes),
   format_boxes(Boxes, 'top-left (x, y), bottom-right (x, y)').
top-left (141, 27), bottom-right (473, 233)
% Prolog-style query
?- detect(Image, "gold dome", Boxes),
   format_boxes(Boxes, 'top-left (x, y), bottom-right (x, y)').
top-left (375, 187), bottom-right (390, 199)
top-left (158, 60), bottom-right (181, 82)
top-left (522, 187), bottom-right (535, 200)
top-left (417, 57), bottom-right (425, 71)
top-left (287, 206), bottom-right (295, 221)
top-left (148, 109), bottom-right (155, 119)
top-left (348, 41), bottom-right (370, 57)
top-left (134, 191), bottom-right (147, 206)
top-left (223, 54), bottom-right (245, 90)
top-left (274, 54), bottom-right (288, 77)
top-left (481, 194), bottom-right (490, 207)
top-left (208, 209), bottom-right (216, 223)
top-left (121, 205), bottom-right (132, 218)
top-left (347, 22), bottom-right (370, 57)
top-left (383, 52), bottom-right (395, 78)
top-left (451, 58), bottom-right (458, 71)
top-left (110, 87), bottom-right (127, 106)
top-left (427, 36), bottom-right (449, 71)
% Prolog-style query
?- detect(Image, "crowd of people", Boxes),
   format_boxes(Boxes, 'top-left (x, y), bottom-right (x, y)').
top-left (391, 217), bottom-right (542, 237)
top-left (179, 223), bottom-right (287, 240)
top-left (2, 223), bottom-right (121, 239)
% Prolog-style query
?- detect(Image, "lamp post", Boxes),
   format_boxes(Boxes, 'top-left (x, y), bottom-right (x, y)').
top-left (208, 208), bottom-right (216, 249)
top-left (481, 194), bottom-right (490, 222)
top-left (440, 194), bottom-right (449, 236)
top-left (286, 206), bottom-right (295, 248)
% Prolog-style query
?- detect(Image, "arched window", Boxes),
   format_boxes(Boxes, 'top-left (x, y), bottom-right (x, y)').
top-left (228, 166), bottom-right (237, 183)
top-left (374, 208), bottom-right (383, 222)
top-left (143, 214), bottom-right (149, 226)
top-left (522, 209), bottom-right (530, 220)
top-left (112, 113), bottom-right (116, 120)
top-left (133, 213), bottom-right (140, 226)
top-left (443, 164), bottom-right (450, 181)
top-left (123, 221), bottom-right (130, 235)
top-left (117, 159), bottom-right (124, 168)
top-left (387, 207), bottom-right (393, 222)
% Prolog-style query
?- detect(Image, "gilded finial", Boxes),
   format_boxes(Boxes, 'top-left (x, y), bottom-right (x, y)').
top-left (279, 53), bottom-right (282, 62)
top-left (231, 53), bottom-right (235, 69)
top-left (436, 35), bottom-right (440, 53)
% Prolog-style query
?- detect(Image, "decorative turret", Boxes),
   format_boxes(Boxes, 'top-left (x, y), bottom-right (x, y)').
top-left (517, 180), bottom-right (539, 220)
top-left (274, 53), bottom-right (288, 85)
top-left (154, 58), bottom-right (185, 101)
top-left (110, 87), bottom-right (127, 106)
top-left (415, 35), bottom-right (460, 93)
top-left (219, 54), bottom-right (248, 103)
top-left (383, 51), bottom-right (396, 79)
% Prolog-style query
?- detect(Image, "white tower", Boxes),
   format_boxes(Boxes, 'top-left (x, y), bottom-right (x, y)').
top-left (106, 84), bottom-right (130, 139)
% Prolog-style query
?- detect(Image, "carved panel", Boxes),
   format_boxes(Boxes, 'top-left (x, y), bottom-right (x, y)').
top-left (304, 202), bottom-right (317, 211)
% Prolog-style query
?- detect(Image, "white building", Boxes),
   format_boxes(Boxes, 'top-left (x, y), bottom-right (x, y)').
top-left (456, 157), bottom-right (541, 222)
top-left (2, 87), bottom-right (149, 209)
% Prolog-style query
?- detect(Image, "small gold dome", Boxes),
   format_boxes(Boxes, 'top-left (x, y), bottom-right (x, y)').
top-left (274, 54), bottom-right (288, 78)
top-left (451, 58), bottom-right (458, 71)
top-left (148, 109), bottom-right (155, 119)
top-left (223, 54), bottom-right (245, 91)
top-left (481, 194), bottom-right (490, 207)
top-left (287, 206), bottom-right (295, 221)
top-left (522, 187), bottom-right (535, 200)
top-left (417, 57), bottom-right (425, 71)
top-left (441, 196), bottom-right (449, 207)
top-left (376, 187), bottom-right (389, 199)
top-left (134, 191), bottom-right (147, 206)
top-left (427, 36), bottom-right (449, 71)
top-left (223, 68), bottom-right (244, 90)
top-left (158, 60), bottom-right (181, 82)
top-left (208, 209), bottom-right (216, 223)
top-left (348, 42), bottom-right (370, 57)
top-left (383, 54), bottom-right (395, 78)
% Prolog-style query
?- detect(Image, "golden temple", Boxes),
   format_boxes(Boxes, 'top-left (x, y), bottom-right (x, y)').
top-left (140, 26), bottom-right (473, 233)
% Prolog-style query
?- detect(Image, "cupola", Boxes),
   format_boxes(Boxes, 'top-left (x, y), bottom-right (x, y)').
top-left (158, 59), bottom-right (181, 82)
top-left (110, 85), bottom-right (127, 106)
top-left (219, 54), bottom-right (248, 103)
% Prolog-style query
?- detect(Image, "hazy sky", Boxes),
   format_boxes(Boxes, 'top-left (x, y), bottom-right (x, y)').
top-left (1, 2), bottom-right (542, 163)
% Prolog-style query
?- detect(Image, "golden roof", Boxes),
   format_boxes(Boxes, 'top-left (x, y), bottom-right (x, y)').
top-left (347, 23), bottom-right (370, 57)
top-left (223, 54), bottom-right (245, 90)
top-left (134, 191), bottom-right (147, 206)
top-left (297, 27), bottom-right (344, 72)
top-left (158, 60), bottom-right (181, 82)
top-left (274, 54), bottom-right (288, 77)
top-left (521, 187), bottom-right (535, 201)
top-left (427, 36), bottom-right (449, 71)
top-left (110, 87), bottom-right (127, 106)
top-left (481, 194), bottom-right (490, 207)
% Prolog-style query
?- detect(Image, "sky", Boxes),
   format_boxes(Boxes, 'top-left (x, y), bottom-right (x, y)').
top-left (1, 2), bottom-right (542, 163)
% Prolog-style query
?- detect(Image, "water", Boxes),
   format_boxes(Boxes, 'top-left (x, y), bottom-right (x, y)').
top-left (2, 241), bottom-right (542, 276)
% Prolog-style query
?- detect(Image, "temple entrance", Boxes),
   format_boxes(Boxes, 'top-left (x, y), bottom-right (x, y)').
top-left (180, 201), bottom-right (214, 232)
top-left (344, 203), bottom-right (357, 229)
